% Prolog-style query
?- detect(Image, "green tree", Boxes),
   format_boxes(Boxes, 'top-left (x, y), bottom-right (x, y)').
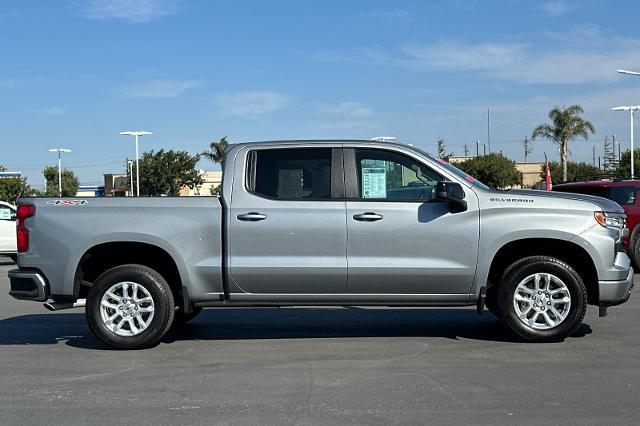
top-left (201, 136), bottom-right (228, 195)
top-left (615, 149), bottom-right (640, 177)
top-left (540, 161), bottom-right (601, 185)
top-left (43, 166), bottom-right (79, 196)
top-left (138, 149), bottom-right (204, 196)
top-left (0, 165), bottom-right (33, 203)
top-left (456, 153), bottom-right (522, 188)
top-left (531, 105), bottom-right (595, 182)
top-left (437, 138), bottom-right (452, 161)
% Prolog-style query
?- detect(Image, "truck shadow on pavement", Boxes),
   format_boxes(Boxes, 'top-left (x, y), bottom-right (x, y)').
top-left (0, 308), bottom-right (592, 349)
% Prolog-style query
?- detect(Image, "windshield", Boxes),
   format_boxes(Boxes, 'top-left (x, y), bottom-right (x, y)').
top-left (410, 146), bottom-right (490, 190)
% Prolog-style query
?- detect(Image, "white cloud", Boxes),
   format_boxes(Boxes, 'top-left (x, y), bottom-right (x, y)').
top-left (541, 1), bottom-right (574, 16)
top-left (37, 106), bottom-right (65, 115)
top-left (114, 79), bottom-right (202, 98)
top-left (317, 101), bottom-right (373, 118)
top-left (402, 41), bottom-right (525, 72)
top-left (313, 101), bottom-right (375, 130)
top-left (318, 27), bottom-right (640, 85)
top-left (0, 77), bottom-right (17, 89)
top-left (214, 91), bottom-right (290, 118)
top-left (82, 0), bottom-right (179, 23)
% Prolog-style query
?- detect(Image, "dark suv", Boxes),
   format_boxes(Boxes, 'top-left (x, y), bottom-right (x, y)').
top-left (554, 180), bottom-right (640, 265)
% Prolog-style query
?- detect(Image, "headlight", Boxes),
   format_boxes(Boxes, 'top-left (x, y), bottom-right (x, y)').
top-left (594, 211), bottom-right (627, 229)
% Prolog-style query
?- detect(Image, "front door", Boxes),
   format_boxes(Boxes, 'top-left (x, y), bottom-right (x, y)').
top-left (344, 147), bottom-right (479, 295)
top-left (226, 146), bottom-right (347, 296)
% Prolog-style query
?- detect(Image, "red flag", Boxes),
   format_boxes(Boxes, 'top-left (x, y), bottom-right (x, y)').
top-left (545, 153), bottom-right (553, 191)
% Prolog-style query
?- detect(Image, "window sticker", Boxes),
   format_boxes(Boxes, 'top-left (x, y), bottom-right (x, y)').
top-left (362, 167), bottom-right (387, 198)
top-left (0, 208), bottom-right (10, 220)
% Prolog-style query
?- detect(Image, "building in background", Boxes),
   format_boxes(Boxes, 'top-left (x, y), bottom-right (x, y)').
top-left (0, 171), bottom-right (22, 179)
top-left (180, 170), bottom-right (222, 196)
top-left (76, 185), bottom-right (105, 197)
top-left (103, 173), bottom-right (130, 197)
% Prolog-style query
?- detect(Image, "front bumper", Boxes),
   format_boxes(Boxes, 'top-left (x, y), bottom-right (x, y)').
top-left (8, 269), bottom-right (49, 302)
top-left (599, 267), bottom-right (634, 307)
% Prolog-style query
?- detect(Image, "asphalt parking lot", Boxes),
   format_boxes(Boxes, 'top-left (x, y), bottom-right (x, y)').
top-left (1, 258), bottom-right (639, 425)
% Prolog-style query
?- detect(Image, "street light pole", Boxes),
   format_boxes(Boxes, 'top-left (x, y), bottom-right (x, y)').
top-left (612, 106), bottom-right (640, 178)
top-left (48, 148), bottom-right (71, 197)
top-left (120, 131), bottom-right (152, 196)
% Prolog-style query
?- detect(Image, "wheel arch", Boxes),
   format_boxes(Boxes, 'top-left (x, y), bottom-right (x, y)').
top-left (74, 241), bottom-right (183, 302)
top-left (486, 238), bottom-right (599, 305)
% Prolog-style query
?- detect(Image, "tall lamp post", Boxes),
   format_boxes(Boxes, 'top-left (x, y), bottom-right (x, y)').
top-left (120, 131), bottom-right (152, 196)
top-left (48, 148), bottom-right (71, 197)
top-left (612, 106), bottom-right (640, 178)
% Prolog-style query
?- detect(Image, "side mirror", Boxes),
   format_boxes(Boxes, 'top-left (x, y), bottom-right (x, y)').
top-left (436, 181), bottom-right (467, 213)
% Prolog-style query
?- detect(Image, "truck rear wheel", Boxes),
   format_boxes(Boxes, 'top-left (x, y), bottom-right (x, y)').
top-left (86, 264), bottom-right (175, 349)
top-left (498, 256), bottom-right (587, 343)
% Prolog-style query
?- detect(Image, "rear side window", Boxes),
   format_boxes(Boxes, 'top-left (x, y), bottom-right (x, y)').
top-left (251, 149), bottom-right (332, 200)
top-left (611, 186), bottom-right (637, 205)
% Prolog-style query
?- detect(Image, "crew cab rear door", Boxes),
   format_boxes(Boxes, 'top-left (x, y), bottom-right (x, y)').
top-left (226, 144), bottom-right (347, 297)
top-left (343, 146), bottom-right (479, 297)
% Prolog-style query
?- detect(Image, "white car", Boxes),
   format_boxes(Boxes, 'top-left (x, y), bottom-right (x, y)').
top-left (0, 201), bottom-right (17, 262)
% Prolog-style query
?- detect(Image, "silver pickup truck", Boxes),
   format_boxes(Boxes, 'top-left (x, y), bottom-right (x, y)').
top-left (8, 140), bottom-right (634, 349)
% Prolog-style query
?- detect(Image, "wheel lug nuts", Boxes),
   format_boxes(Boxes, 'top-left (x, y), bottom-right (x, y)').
top-left (547, 301), bottom-right (551, 305)
top-left (123, 313), bottom-right (127, 317)
top-left (119, 306), bottom-right (123, 310)
top-left (538, 291), bottom-right (542, 295)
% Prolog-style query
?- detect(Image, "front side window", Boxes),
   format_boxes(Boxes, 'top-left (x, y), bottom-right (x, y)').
top-left (251, 148), bottom-right (332, 200)
top-left (355, 149), bottom-right (442, 201)
top-left (611, 186), bottom-right (637, 206)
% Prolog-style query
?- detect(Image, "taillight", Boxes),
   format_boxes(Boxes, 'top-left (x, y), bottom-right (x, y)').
top-left (16, 204), bottom-right (35, 252)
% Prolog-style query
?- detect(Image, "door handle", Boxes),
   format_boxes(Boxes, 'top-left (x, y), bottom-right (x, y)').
top-left (237, 212), bottom-right (267, 221)
top-left (352, 212), bottom-right (383, 222)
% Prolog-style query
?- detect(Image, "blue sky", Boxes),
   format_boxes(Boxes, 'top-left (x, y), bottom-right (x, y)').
top-left (3, 0), bottom-right (640, 187)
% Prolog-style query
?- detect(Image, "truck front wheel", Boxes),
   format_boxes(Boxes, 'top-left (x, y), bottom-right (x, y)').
top-left (498, 256), bottom-right (587, 342)
top-left (86, 264), bottom-right (175, 349)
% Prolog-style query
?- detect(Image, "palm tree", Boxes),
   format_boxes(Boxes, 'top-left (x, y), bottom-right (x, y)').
top-left (531, 105), bottom-right (595, 182)
top-left (201, 137), bottom-right (228, 195)
top-left (201, 136), bottom-right (229, 166)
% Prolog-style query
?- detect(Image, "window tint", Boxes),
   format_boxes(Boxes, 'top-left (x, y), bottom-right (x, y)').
top-left (611, 186), bottom-right (637, 205)
top-left (355, 149), bottom-right (442, 201)
top-left (252, 149), bottom-right (332, 199)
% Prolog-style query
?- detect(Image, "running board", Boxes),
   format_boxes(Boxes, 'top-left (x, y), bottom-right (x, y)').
top-left (43, 299), bottom-right (86, 311)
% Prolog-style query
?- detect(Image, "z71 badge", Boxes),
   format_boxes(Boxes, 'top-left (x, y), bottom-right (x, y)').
top-left (46, 200), bottom-right (89, 206)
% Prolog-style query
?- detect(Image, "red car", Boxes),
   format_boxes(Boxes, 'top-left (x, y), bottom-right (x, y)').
top-left (553, 179), bottom-right (639, 265)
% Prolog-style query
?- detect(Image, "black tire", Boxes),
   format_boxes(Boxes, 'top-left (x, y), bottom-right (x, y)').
top-left (173, 307), bottom-right (203, 327)
top-left (497, 256), bottom-right (587, 343)
top-left (8, 254), bottom-right (17, 263)
top-left (632, 236), bottom-right (640, 271)
top-left (86, 264), bottom-right (175, 349)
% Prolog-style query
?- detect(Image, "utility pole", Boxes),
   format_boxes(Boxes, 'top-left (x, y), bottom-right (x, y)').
top-left (476, 140), bottom-right (480, 157)
top-left (592, 145), bottom-right (597, 167)
top-left (463, 143), bottom-right (469, 157)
